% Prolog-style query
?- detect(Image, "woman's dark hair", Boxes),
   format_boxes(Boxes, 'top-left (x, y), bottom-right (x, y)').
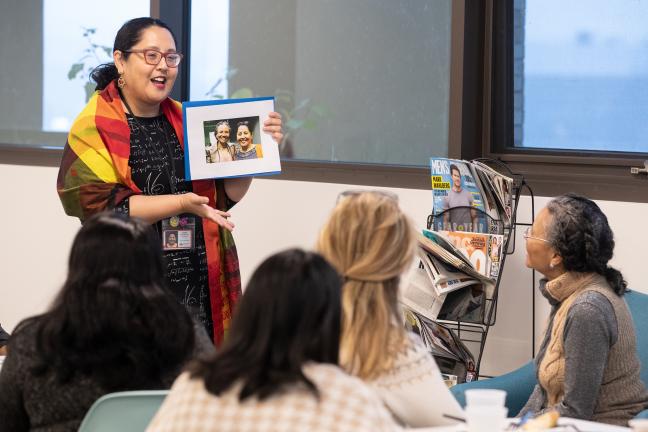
top-left (236, 121), bottom-right (251, 133)
top-left (91, 17), bottom-right (177, 91)
top-left (190, 248), bottom-right (342, 401)
top-left (16, 212), bottom-right (194, 390)
top-left (546, 193), bottom-right (627, 295)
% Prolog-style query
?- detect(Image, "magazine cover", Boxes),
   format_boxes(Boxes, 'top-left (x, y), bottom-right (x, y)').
top-left (430, 158), bottom-right (487, 232)
top-left (183, 97), bottom-right (281, 180)
top-left (437, 230), bottom-right (504, 280)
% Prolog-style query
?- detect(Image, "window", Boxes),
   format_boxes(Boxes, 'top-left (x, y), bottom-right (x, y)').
top-left (0, 0), bottom-right (148, 149)
top-left (488, 0), bottom-right (648, 203)
top-left (189, 0), bottom-right (453, 166)
top-left (516, 0), bottom-right (648, 153)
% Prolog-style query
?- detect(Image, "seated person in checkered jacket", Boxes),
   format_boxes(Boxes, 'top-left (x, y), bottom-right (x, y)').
top-left (148, 249), bottom-right (401, 432)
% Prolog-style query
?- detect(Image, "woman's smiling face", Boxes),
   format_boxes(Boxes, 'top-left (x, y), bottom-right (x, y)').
top-left (114, 25), bottom-right (178, 116)
top-left (237, 125), bottom-right (252, 149)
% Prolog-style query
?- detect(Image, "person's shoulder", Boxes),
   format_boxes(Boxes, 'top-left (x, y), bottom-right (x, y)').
top-left (371, 332), bottom-right (440, 386)
top-left (304, 363), bottom-right (376, 398)
top-left (6, 317), bottom-right (41, 355)
top-left (571, 289), bottom-right (615, 316)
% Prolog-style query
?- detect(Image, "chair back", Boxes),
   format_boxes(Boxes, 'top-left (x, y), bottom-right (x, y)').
top-left (78, 390), bottom-right (168, 432)
top-left (625, 290), bottom-right (648, 387)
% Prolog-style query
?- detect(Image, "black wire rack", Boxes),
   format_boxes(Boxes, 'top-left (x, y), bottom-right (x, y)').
top-left (424, 158), bottom-right (534, 379)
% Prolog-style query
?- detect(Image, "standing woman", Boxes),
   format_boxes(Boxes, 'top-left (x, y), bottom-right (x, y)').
top-left (57, 18), bottom-right (283, 344)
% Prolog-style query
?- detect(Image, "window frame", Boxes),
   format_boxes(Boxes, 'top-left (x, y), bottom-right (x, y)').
top-left (485, 0), bottom-right (648, 203)
top-left (5, 0), bottom-right (644, 203)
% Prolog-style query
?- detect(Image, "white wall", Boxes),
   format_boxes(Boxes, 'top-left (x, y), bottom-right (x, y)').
top-left (1, 163), bottom-right (647, 377)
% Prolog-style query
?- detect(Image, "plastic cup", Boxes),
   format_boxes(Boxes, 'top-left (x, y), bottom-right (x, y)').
top-left (465, 389), bottom-right (507, 407)
top-left (465, 405), bottom-right (508, 432)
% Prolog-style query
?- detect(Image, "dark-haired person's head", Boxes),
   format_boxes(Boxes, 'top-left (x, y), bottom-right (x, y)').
top-left (449, 164), bottom-right (462, 189)
top-left (191, 248), bottom-right (342, 401)
top-left (236, 121), bottom-right (253, 150)
top-left (19, 212), bottom-right (194, 389)
top-left (525, 193), bottom-right (626, 295)
top-left (91, 17), bottom-right (181, 112)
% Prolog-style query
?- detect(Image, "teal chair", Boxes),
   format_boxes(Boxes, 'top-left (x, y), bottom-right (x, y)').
top-left (78, 390), bottom-right (168, 432)
top-left (451, 289), bottom-right (648, 418)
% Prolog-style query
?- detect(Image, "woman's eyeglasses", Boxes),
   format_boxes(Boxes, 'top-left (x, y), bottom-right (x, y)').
top-left (336, 190), bottom-right (399, 204)
top-left (523, 227), bottom-right (551, 244)
top-left (124, 49), bottom-right (183, 68)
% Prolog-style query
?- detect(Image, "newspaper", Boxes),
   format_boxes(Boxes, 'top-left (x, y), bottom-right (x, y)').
top-left (417, 249), bottom-right (481, 295)
top-left (401, 267), bottom-right (447, 321)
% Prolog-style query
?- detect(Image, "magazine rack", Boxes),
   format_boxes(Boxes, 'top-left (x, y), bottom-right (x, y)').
top-left (423, 158), bottom-right (527, 380)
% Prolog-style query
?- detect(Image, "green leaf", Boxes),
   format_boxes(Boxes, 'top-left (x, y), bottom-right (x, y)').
top-left (102, 47), bottom-right (112, 57)
top-left (84, 81), bottom-right (96, 102)
top-left (285, 118), bottom-right (303, 130)
top-left (68, 63), bottom-right (84, 80)
top-left (230, 87), bottom-right (254, 99)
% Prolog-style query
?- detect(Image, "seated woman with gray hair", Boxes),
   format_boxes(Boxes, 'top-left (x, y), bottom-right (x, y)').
top-left (519, 193), bottom-right (648, 425)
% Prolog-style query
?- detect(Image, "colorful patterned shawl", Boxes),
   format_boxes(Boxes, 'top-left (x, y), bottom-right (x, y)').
top-left (57, 81), bottom-right (240, 345)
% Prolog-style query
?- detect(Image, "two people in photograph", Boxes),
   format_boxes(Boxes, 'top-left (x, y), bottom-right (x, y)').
top-left (205, 120), bottom-right (263, 164)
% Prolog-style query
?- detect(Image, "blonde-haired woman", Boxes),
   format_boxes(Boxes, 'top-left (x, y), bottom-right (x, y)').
top-left (317, 190), bottom-right (463, 428)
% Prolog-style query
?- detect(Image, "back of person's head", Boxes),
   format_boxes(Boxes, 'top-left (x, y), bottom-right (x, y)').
top-left (191, 248), bottom-right (341, 401)
top-left (546, 193), bottom-right (627, 295)
top-left (316, 191), bottom-right (415, 379)
top-left (91, 17), bottom-right (177, 91)
top-left (20, 212), bottom-right (194, 389)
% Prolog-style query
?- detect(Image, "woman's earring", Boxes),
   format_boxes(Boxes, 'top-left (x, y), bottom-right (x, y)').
top-left (549, 263), bottom-right (555, 269)
top-left (118, 73), bottom-right (126, 89)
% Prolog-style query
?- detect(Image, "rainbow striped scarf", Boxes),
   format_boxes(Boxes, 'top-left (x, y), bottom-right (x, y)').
top-left (57, 80), bottom-right (240, 344)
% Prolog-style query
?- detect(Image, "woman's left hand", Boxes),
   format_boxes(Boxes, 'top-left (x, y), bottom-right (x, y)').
top-left (263, 112), bottom-right (283, 143)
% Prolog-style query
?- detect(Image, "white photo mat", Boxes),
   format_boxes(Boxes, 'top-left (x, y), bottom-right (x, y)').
top-left (182, 97), bottom-right (281, 180)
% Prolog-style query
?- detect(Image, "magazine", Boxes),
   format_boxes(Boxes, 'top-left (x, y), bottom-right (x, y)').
top-left (472, 161), bottom-right (514, 226)
top-left (404, 308), bottom-right (475, 376)
top-left (419, 230), bottom-right (491, 284)
top-left (430, 158), bottom-right (488, 233)
top-left (437, 231), bottom-right (504, 280)
top-left (437, 285), bottom-right (486, 323)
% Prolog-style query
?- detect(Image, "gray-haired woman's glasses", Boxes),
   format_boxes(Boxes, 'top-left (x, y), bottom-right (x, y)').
top-left (523, 227), bottom-right (551, 244)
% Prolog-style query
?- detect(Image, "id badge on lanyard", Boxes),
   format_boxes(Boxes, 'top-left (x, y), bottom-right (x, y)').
top-left (161, 215), bottom-right (196, 251)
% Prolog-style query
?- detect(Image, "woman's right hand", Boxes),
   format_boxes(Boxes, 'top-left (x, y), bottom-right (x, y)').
top-left (179, 193), bottom-right (235, 231)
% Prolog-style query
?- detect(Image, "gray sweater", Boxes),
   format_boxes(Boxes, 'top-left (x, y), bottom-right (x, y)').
top-left (519, 279), bottom-right (648, 425)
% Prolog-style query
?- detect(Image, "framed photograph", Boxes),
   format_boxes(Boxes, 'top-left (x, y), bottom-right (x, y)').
top-left (182, 97), bottom-right (281, 180)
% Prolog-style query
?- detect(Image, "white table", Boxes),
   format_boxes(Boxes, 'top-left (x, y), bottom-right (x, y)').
top-left (410, 417), bottom-right (630, 431)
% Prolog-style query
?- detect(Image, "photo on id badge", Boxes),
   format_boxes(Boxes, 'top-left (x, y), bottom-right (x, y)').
top-left (162, 216), bottom-right (195, 251)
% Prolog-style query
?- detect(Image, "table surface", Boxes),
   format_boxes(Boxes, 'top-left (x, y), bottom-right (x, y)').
top-left (410, 417), bottom-right (630, 431)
